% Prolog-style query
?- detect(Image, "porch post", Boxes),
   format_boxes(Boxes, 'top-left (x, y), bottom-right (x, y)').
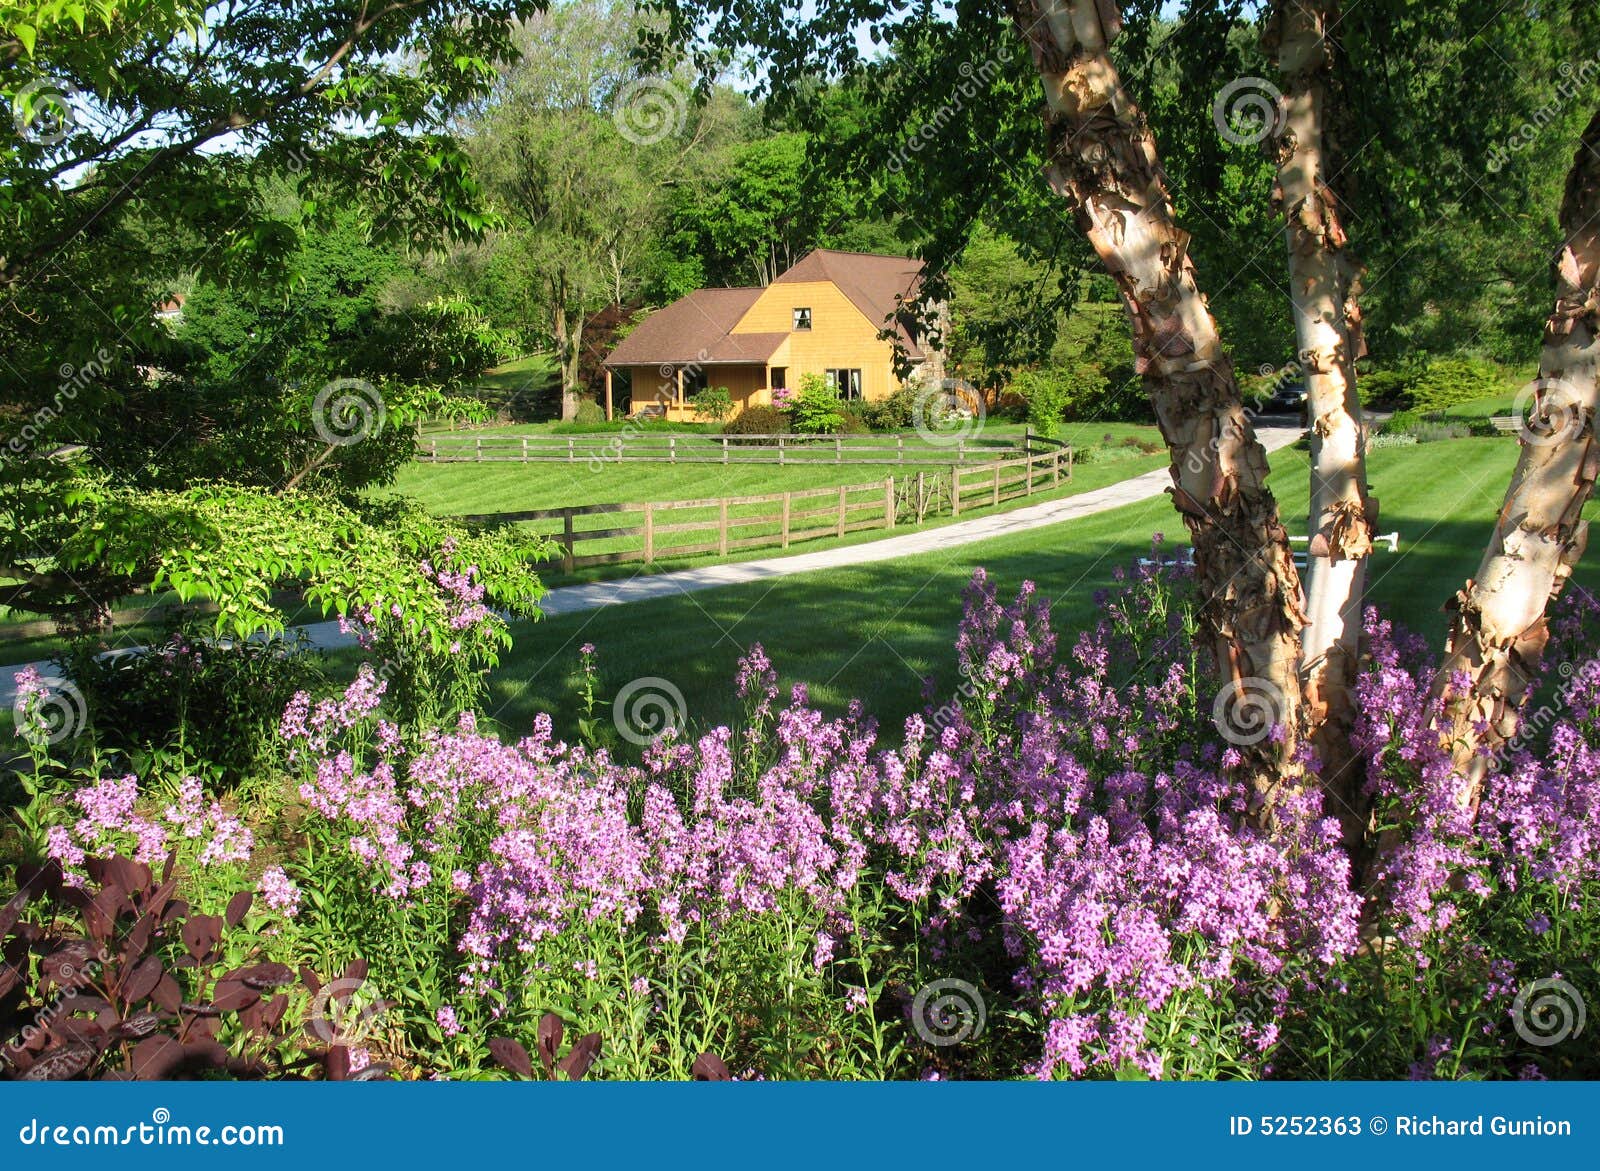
top-left (604, 367), bottom-right (614, 421)
top-left (676, 367), bottom-right (684, 405)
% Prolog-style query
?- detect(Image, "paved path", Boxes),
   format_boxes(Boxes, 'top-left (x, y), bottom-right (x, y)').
top-left (3, 423), bottom-right (1303, 704)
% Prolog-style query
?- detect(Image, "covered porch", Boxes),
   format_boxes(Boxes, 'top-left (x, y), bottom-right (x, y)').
top-left (604, 360), bottom-right (788, 422)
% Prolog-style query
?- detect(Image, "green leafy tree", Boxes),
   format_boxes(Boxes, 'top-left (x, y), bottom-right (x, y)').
top-left (0, 0), bottom-right (549, 657)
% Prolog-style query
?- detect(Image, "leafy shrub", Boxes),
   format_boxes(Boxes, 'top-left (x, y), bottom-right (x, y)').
top-left (1358, 366), bottom-right (1413, 409)
top-left (1404, 357), bottom-right (1506, 412)
top-left (1361, 357), bottom-right (1509, 412)
top-left (1379, 409), bottom-right (1500, 442)
top-left (787, 373), bottom-right (846, 434)
top-left (721, 404), bottom-right (786, 440)
top-left (573, 399), bottom-right (606, 427)
top-left (1367, 431), bottom-right (1420, 450)
top-left (60, 617), bottom-right (326, 786)
top-left (690, 387), bottom-right (734, 424)
top-left (1012, 369), bottom-right (1072, 438)
top-left (858, 384), bottom-right (920, 431)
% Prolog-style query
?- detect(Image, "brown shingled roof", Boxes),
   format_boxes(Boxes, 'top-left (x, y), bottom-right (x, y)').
top-left (605, 287), bottom-right (763, 367)
top-left (773, 249), bottom-right (926, 357)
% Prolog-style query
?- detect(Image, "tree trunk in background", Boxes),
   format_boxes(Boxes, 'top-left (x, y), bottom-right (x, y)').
top-left (1010, 0), bottom-right (1308, 816)
top-left (1436, 108), bottom-right (1600, 809)
top-left (552, 297), bottom-right (579, 422)
top-left (1266, 0), bottom-right (1374, 858)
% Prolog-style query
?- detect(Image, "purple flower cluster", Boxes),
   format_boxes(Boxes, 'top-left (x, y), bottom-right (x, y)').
top-left (952, 570), bottom-right (1359, 1078)
top-left (46, 773), bottom-right (254, 877)
top-left (277, 563), bottom-right (1381, 1078)
top-left (1355, 591), bottom-right (1600, 944)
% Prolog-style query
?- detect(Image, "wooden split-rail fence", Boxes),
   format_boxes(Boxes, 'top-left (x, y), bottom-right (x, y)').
top-left (458, 444), bottom-right (1073, 574)
top-left (419, 431), bottom-right (1023, 466)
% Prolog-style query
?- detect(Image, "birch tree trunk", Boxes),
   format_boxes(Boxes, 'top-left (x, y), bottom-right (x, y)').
top-left (1265, 0), bottom-right (1374, 856)
top-left (1010, 0), bottom-right (1308, 812)
top-left (1435, 107), bottom-right (1600, 809)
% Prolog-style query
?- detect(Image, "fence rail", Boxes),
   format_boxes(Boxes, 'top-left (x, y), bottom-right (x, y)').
top-left (418, 431), bottom-right (1029, 466)
top-left (459, 447), bottom-right (1072, 573)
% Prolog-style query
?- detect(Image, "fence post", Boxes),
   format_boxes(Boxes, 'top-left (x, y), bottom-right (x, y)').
top-left (1026, 453), bottom-right (1035, 497)
top-left (837, 484), bottom-right (847, 538)
top-left (957, 439), bottom-right (966, 463)
top-left (951, 468), bottom-right (961, 517)
top-left (835, 436), bottom-right (842, 464)
top-left (884, 477), bottom-right (895, 530)
top-left (781, 493), bottom-right (791, 548)
top-left (722, 436), bottom-right (729, 465)
top-left (718, 498), bottom-right (729, 557)
top-left (992, 463), bottom-right (1001, 507)
top-left (1024, 425), bottom-right (1032, 455)
top-left (1067, 445), bottom-right (1073, 481)
top-left (916, 470), bottom-right (927, 523)
top-left (430, 438), bottom-right (437, 461)
top-left (567, 437), bottom-right (575, 462)
top-left (897, 434), bottom-right (904, 464)
top-left (1053, 449), bottom-right (1061, 486)
top-left (643, 502), bottom-right (654, 564)
top-left (561, 511), bottom-right (575, 574)
top-left (521, 437), bottom-right (528, 463)
top-left (778, 436), bottom-right (785, 466)
top-left (669, 436), bottom-right (677, 464)
top-left (475, 436), bottom-right (482, 462)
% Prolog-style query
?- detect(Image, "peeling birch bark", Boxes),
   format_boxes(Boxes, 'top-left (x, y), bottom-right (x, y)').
top-left (1265, 0), bottom-right (1374, 856)
top-left (1010, 0), bottom-right (1308, 812)
top-left (1436, 108), bottom-right (1600, 809)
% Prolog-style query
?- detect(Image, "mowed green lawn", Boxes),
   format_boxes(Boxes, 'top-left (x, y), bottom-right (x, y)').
top-left (477, 435), bottom-right (1600, 747)
top-left (384, 421), bottom-right (1170, 581)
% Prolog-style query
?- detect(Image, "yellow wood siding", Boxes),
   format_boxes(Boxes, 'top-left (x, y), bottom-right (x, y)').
top-left (731, 280), bottom-right (902, 401)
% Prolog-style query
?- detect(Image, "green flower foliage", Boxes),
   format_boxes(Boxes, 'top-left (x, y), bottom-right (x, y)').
top-left (58, 485), bottom-right (546, 644)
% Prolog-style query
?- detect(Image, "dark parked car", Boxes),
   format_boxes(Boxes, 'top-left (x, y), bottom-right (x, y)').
top-left (1263, 377), bottom-right (1307, 416)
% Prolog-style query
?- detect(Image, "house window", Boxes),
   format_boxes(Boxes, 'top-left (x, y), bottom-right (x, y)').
top-left (825, 369), bottom-right (863, 400)
top-left (770, 366), bottom-right (787, 389)
top-left (792, 307), bottom-right (812, 331)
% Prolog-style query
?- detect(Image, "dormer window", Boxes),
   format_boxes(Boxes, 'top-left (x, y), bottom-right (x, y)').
top-left (792, 307), bottom-right (812, 331)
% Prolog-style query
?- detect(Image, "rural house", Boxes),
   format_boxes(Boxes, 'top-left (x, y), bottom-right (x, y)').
top-left (601, 249), bottom-right (945, 421)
